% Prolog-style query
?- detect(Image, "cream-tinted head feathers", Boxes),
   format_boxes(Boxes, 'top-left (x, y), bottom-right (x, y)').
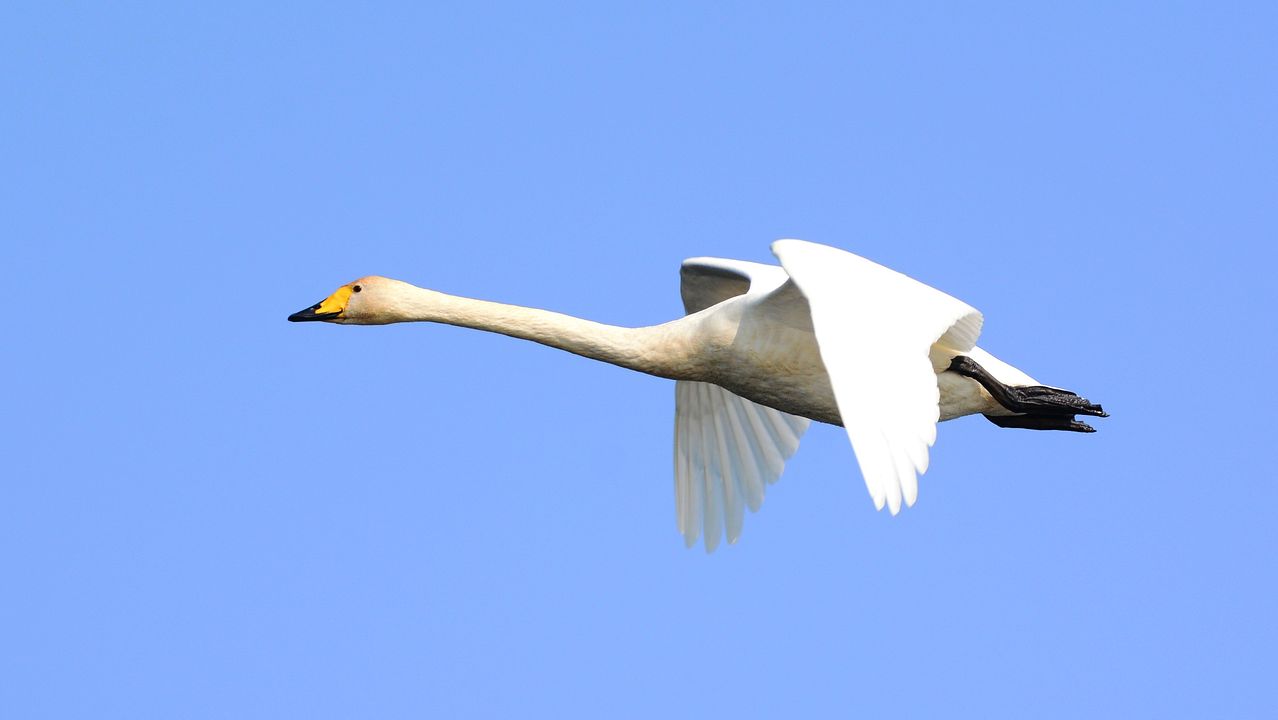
top-left (287, 276), bottom-right (418, 325)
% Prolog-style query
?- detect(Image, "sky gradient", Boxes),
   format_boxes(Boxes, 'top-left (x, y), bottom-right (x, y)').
top-left (4, 3), bottom-right (1276, 718)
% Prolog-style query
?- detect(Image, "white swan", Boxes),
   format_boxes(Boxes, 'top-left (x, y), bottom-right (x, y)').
top-left (290, 239), bottom-right (1105, 550)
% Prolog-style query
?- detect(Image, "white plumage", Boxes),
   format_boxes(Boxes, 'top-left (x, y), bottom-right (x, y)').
top-left (675, 380), bottom-right (809, 551)
top-left (671, 240), bottom-right (1005, 547)
top-left (291, 239), bottom-right (1104, 551)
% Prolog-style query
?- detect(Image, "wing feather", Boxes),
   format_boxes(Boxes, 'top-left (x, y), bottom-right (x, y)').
top-left (771, 239), bottom-right (983, 513)
top-left (739, 399), bottom-right (786, 479)
top-left (697, 383), bottom-right (724, 552)
top-left (680, 258), bottom-right (790, 314)
top-left (708, 386), bottom-right (746, 544)
top-left (674, 381), bottom-right (697, 546)
top-left (687, 383), bottom-right (708, 547)
top-left (720, 393), bottom-right (765, 511)
top-left (673, 255), bottom-right (812, 550)
top-left (674, 381), bottom-right (810, 551)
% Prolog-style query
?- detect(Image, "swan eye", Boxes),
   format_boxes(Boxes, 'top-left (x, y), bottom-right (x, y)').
top-left (353, 285), bottom-right (362, 293)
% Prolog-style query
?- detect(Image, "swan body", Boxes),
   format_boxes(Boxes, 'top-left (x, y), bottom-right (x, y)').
top-left (290, 239), bottom-right (1104, 550)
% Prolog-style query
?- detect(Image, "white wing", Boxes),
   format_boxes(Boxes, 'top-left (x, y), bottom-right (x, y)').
top-left (675, 381), bottom-right (809, 551)
top-left (679, 256), bottom-right (790, 313)
top-left (771, 239), bottom-right (984, 514)
top-left (674, 257), bottom-right (810, 551)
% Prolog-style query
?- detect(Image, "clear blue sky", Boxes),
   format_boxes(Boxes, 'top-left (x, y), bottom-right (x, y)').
top-left (4, 3), bottom-right (1275, 717)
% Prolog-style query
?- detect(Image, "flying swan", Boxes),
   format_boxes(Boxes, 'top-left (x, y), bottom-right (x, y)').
top-left (289, 239), bottom-right (1105, 551)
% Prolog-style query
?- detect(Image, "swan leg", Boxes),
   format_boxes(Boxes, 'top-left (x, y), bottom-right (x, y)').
top-left (982, 413), bottom-right (1097, 433)
top-left (947, 355), bottom-right (1108, 432)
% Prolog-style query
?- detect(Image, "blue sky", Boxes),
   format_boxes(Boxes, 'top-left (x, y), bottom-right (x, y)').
top-left (4, 3), bottom-right (1275, 717)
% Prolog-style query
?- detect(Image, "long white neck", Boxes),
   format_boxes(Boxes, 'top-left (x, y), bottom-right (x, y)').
top-left (380, 283), bottom-right (701, 380)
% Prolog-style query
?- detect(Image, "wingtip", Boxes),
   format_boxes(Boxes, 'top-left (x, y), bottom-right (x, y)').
top-left (703, 532), bottom-right (721, 554)
top-left (769, 238), bottom-right (806, 258)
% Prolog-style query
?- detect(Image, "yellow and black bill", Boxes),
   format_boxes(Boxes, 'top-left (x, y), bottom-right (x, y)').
top-left (287, 286), bottom-right (351, 322)
top-left (287, 301), bottom-right (341, 322)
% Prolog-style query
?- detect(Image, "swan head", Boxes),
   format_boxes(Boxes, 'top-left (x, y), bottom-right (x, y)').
top-left (288, 276), bottom-right (413, 325)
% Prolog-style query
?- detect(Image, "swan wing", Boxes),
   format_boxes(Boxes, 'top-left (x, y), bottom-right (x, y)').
top-left (674, 256), bottom-right (810, 551)
top-left (771, 239), bottom-right (984, 514)
top-left (675, 380), bottom-right (809, 551)
top-left (680, 257), bottom-right (790, 314)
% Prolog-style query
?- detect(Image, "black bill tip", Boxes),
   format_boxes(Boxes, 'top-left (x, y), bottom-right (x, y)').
top-left (288, 302), bottom-right (340, 322)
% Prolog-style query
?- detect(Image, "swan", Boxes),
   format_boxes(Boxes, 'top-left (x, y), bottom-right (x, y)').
top-left (289, 239), bottom-right (1105, 551)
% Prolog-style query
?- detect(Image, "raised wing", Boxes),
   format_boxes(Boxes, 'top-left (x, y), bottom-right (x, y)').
top-left (680, 257), bottom-right (789, 314)
top-left (674, 257), bottom-right (809, 551)
top-left (771, 239), bottom-right (983, 514)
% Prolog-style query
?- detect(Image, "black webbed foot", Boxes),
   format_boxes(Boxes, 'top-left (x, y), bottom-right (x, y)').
top-left (991, 384), bottom-right (1108, 418)
top-left (983, 413), bottom-right (1097, 433)
top-left (948, 355), bottom-right (1108, 433)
